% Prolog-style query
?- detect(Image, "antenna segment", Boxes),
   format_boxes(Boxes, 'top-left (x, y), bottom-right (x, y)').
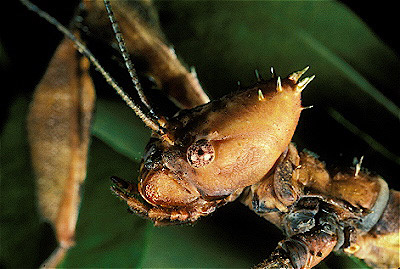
top-left (103, 0), bottom-right (154, 112)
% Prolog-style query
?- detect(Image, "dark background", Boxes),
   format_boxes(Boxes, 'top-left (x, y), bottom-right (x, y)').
top-left (1, 1), bottom-right (399, 125)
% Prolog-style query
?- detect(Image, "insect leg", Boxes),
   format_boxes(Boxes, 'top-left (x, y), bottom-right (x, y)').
top-left (84, 1), bottom-right (209, 109)
top-left (27, 33), bottom-right (96, 267)
top-left (273, 143), bottom-right (301, 207)
top-left (242, 143), bottom-right (301, 215)
top-left (255, 213), bottom-right (339, 269)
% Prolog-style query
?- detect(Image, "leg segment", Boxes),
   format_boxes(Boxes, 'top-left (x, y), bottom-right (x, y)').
top-left (254, 216), bottom-right (339, 269)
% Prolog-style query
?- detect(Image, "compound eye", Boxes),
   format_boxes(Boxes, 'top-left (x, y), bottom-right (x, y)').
top-left (187, 139), bottom-right (215, 168)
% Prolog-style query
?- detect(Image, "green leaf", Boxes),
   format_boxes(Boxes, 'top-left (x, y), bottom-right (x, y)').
top-left (91, 99), bottom-right (150, 162)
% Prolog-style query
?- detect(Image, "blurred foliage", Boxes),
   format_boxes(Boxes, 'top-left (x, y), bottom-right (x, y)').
top-left (1, 0), bottom-right (398, 268)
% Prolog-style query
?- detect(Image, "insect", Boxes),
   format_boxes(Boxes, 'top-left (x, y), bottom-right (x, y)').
top-left (13, 0), bottom-right (399, 268)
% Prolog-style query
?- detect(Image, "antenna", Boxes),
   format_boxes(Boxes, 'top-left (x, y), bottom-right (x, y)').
top-left (103, 0), bottom-right (153, 112)
top-left (20, 0), bottom-right (170, 140)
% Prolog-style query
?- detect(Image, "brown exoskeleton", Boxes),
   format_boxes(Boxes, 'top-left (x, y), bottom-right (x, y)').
top-left (21, 0), bottom-right (399, 268)
top-left (111, 68), bottom-right (310, 224)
